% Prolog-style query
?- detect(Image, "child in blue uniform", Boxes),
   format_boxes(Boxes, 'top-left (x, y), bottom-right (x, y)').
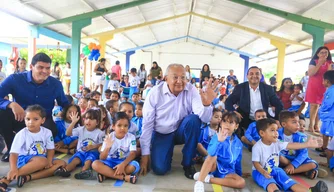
top-left (0, 105), bottom-right (66, 191)
top-left (252, 118), bottom-right (328, 192)
top-left (132, 102), bottom-right (144, 136)
top-left (241, 109), bottom-right (267, 150)
top-left (278, 111), bottom-right (327, 179)
top-left (54, 104), bottom-right (82, 155)
top-left (92, 112), bottom-right (139, 184)
top-left (196, 108), bottom-right (222, 159)
top-left (54, 108), bottom-right (105, 179)
top-left (194, 112), bottom-right (249, 192)
top-left (317, 70), bottom-right (334, 155)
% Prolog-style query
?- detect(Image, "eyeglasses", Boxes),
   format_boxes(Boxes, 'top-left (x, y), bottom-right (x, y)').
top-left (319, 51), bottom-right (328, 55)
top-left (171, 76), bottom-right (186, 81)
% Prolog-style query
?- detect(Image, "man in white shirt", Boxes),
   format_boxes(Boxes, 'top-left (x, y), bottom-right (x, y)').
top-left (139, 64), bottom-right (217, 179)
top-left (225, 66), bottom-right (283, 138)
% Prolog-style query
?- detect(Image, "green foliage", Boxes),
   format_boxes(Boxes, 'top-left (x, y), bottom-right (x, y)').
top-left (19, 48), bottom-right (67, 65)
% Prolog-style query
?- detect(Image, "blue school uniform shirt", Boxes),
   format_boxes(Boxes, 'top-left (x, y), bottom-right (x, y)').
top-left (132, 116), bottom-right (143, 136)
top-left (54, 119), bottom-right (78, 145)
top-left (245, 122), bottom-right (260, 143)
top-left (0, 71), bottom-right (69, 117)
top-left (319, 85), bottom-right (334, 121)
top-left (207, 134), bottom-right (243, 176)
top-left (278, 128), bottom-right (309, 168)
top-left (198, 125), bottom-right (216, 150)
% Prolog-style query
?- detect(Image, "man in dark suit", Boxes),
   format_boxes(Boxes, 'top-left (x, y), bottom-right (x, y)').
top-left (225, 66), bottom-right (283, 138)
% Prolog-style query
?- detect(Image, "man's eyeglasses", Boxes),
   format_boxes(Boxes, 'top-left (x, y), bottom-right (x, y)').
top-left (171, 76), bottom-right (186, 81)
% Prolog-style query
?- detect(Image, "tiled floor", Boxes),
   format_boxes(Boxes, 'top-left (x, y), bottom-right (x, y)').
top-left (0, 140), bottom-right (333, 192)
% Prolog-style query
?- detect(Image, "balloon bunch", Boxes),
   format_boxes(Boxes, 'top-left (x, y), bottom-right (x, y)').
top-left (81, 43), bottom-right (101, 61)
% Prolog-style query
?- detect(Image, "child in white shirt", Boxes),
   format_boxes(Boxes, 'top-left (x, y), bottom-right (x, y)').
top-left (54, 108), bottom-right (105, 179)
top-left (108, 73), bottom-right (120, 92)
top-left (252, 118), bottom-right (328, 192)
top-left (0, 105), bottom-right (66, 191)
top-left (289, 84), bottom-right (304, 112)
top-left (129, 68), bottom-right (141, 100)
top-left (92, 112), bottom-right (139, 184)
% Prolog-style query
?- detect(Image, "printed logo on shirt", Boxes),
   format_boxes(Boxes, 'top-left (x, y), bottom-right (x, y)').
top-left (82, 138), bottom-right (95, 147)
top-left (50, 136), bottom-right (54, 142)
top-left (29, 141), bottom-right (46, 155)
top-left (131, 140), bottom-right (136, 145)
top-left (264, 153), bottom-right (279, 173)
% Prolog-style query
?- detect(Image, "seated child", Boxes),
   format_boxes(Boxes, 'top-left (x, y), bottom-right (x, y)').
top-left (278, 111), bottom-right (327, 179)
top-left (97, 105), bottom-right (111, 134)
top-left (87, 99), bottom-right (98, 110)
top-left (252, 118), bottom-right (328, 192)
top-left (78, 97), bottom-right (88, 114)
top-left (119, 102), bottom-right (140, 139)
top-left (132, 102), bottom-right (144, 136)
top-left (0, 105), bottom-right (66, 191)
top-left (241, 109), bottom-right (267, 150)
top-left (72, 87), bottom-right (91, 99)
top-left (142, 74), bottom-right (153, 100)
top-left (194, 112), bottom-right (249, 192)
top-left (90, 91), bottom-right (101, 102)
top-left (196, 108), bottom-right (222, 160)
top-left (92, 112), bottom-right (140, 184)
top-left (214, 94), bottom-right (227, 111)
top-left (130, 93), bottom-right (140, 111)
top-left (110, 90), bottom-right (120, 102)
top-left (100, 89), bottom-right (112, 106)
top-left (105, 100), bottom-right (119, 126)
top-left (54, 105), bottom-right (82, 155)
top-left (289, 84), bottom-right (304, 112)
top-left (317, 70), bottom-right (334, 155)
top-left (298, 114), bottom-right (306, 133)
top-left (54, 108), bottom-right (105, 179)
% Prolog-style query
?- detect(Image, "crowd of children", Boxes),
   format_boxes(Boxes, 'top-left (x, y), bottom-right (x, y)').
top-left (0, 65), bottom-right (333, 192)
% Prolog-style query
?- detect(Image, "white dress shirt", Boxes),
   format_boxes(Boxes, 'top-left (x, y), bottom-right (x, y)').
top-left (140, 82), bottom-right (213, 155)
top-left (249, 85), bottom-right (263, 119)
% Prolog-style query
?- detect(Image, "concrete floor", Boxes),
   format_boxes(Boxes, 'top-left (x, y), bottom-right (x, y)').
top-left (0, 134), bottom-right (333, 191)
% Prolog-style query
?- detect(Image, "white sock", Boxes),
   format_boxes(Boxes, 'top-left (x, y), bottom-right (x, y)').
top-left (193, 172), bottom-right (212, 183)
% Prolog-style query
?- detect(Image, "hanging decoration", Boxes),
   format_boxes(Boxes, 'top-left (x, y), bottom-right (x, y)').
top-left (81, 42), bottom-right (101, 61)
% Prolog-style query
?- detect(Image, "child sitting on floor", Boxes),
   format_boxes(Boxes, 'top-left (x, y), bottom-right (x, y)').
top-left (195, 108), bottom-right (222, 161)
top-left (317, 70), bottom-right (334, 156)
top-left (105, 100), bottom-right (119, 126)
top-left (0, 105), bottom-right (66, 191)
top-left (278, 111), bottom-right (327, 179)
top-left (289, 84), bottom-right (304, 112)
top-left (78, 97), bottom-right (88, 115)
top-left (241, 109), bottom-right (267, 151)
top-left (194, 112), bottom-right (250, 192)
top-left (132, 102), bottom-right (144, 136)
top-left (92, 112), bottom-right (140, 184)
top-left (54, 108), bottom-right (105, 179)
top-left (252, 118), bottom-right (328, 192)
top-left (298, 114), bottom-right (306, 133)
top-left (54, 105), bottom-right (82, 155)
top-left (119, 102), bottom-right (140, 139)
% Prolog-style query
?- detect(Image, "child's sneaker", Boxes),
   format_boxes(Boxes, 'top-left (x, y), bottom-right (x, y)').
top-left (309, 181), bottom-right (328, 192)
top-left (193, 172), bottom-right (213, 183)
top-left (194, 181), bottom-right (204, 192)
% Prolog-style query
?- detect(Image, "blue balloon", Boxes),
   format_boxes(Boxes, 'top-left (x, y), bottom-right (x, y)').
top-left (94, 52), bottom-right (100, 61)
top-left (88, 49), bottom-right (99, 61)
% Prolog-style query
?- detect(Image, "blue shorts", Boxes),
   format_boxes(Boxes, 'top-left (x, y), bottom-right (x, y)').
top-left (100, 158), bottom-right (140, 175)
top-left (320, 121), bottom-right (334, 137)
top-left (330, 156), bottom-right (334, 172)
top-left (68, 151), bottom-right (99, 167)
top-left (62, 136), bottom-right (78, 146)
top-left (17, 155), bottom-right (46, 169)
top-left (252, 168), bottom-right (296, 191)
top-left (282, 156), bottom-right (318, 169)
top-left (212, 168), bottom-right (235, 178)
top-left (288, 105), bottom-right (301, 112)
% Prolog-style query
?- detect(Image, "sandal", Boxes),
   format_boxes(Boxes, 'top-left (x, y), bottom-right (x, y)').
top-left (123, 175), bottom-right (137, 184)
top-left (319, 152), bottom-right (327, 157)
top-left (97, 173), bottom-right (105, 183)
top-left (54, 167), bottom-right (71, 177)
top-left (0, 177), bottom-right (8, 192)
top-left (305, 169), bottom-right (318, 180)
top-left (17, 174), bottom-right (31, 188)
top-left (315, 147), bottom-right (326, 152)
top-left (74, 170), bottom-right (96, 180)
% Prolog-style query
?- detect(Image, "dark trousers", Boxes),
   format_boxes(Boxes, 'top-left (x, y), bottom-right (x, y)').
top-left (150, 114), bottom-right (201, 175)
top-left (235, 109), bottom-right (254, 139)
top-left (0, 108), bottom-right (57, 151)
